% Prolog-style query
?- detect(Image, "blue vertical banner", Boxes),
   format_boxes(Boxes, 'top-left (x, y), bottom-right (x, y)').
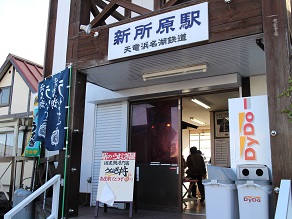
top-left (35, 67), bottom-right (70, 151)
top-left (45, 68), bottom-right (69, 151)
top-left (35, 77), bottom-right (52, 141)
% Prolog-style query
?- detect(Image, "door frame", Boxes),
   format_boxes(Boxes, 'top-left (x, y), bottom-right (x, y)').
top-left (128, 96), bottom-right (183, 212)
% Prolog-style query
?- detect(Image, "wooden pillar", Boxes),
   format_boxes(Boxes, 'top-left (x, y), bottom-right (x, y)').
top-left (262, 0), bottom-right (292, 207)
top-left (43, 0), bottom-right (58, 77)
top-left (63, 0), bottom-right (90, 217)
top-left (63, 70), bottom-right (87, 217)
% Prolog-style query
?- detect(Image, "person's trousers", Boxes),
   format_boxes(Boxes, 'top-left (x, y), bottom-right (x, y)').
top-left (189, 174), bottom-right (205, 200)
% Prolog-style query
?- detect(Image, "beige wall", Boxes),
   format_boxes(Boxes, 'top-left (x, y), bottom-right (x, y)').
top-left (11, 71), bottom-right (30, 114)
top-left (250, 75), bottom-right (267, 96)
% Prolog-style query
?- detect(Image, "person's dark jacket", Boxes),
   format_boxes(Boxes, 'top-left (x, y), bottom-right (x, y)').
top-left (186, 154), bottom-right (206, 176)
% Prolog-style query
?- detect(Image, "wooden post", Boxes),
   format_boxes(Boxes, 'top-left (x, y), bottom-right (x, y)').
top-left (63, 69), bottom-right (87, 217)
top-left (62, 0), bottom-right (90, 217)
top-left (262, 0), bottom-right (292, 208)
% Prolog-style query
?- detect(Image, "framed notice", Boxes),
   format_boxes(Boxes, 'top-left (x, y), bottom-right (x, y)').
top-left (214, 138), bottom-right (230, 167)
top-left (214, 111), bottom-right (229, 138)
top-left (96, 152), bottom-right (136, 206)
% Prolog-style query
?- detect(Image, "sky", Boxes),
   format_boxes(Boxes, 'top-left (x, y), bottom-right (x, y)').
top-left (0, 0), bottom-right (50, 66)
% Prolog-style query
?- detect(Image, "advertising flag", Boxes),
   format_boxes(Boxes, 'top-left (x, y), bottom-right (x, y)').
top-left (45, 68), bottom-right (69, 151)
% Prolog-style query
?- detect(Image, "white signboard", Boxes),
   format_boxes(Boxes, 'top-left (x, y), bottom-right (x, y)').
top-left (96, 152), bottom-right (136, 206)
top-left (229, 96), bottom-right (272, 172)
top-left (108, 2), bottom-right (209, 60)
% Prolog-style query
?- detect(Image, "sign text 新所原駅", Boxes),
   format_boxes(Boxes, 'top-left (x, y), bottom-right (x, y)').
top-left (108, 2), bottom-right (209, 60)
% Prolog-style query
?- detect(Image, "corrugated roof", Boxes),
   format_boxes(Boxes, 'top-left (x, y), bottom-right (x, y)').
top-left (0, 53), bottom-right (43, 93)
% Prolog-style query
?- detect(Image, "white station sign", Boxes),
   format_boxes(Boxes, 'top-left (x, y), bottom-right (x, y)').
top-left (108, 2), bottom-right (209, 60)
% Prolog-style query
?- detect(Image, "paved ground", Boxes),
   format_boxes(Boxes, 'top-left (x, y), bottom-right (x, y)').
top-left (71, 205), bottom-right (206, 219)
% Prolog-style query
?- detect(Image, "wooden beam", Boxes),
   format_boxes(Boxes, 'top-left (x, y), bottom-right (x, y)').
top-left (91, 0), bottom-right (100, 17)
top-left (81, 0), bottom-right (91, 25)
top-left (262, 0), bottom-right (292, 208)
top-left (115, 0), bottom-right (152, 15)
top-left (124, 0), bottom-right (131, 18)
top-left (90, 0), bottom-right (107, 25)
top-left (43, 0), bottom-right (58, 77)
top-left (0, 157), bottom-right (12, 162)
top-left (154, 0), bottom-right (164, 11)
top-left (90, 0), bottom-right (151, 28)
top-left (161, 0), bottom-right (181, 9)
top-left (90, 0), bottom-right (119, 28)
top-left (92, 0), bottom-right (126, 21)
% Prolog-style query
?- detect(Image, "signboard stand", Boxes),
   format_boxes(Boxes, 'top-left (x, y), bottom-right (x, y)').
top-left (95, 152), bottom-right (136, 218)
top-left (95, 201), bottom-right (133, 218)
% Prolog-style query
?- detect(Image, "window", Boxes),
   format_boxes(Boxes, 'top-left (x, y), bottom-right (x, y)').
top-left (190, 132), bottom-right (211, 165)
top-left (0, 132), bottom-right (24, 157)
top-left (0, 87), bottom-right (10, 106)
top-left (130, 99), bottom-right (179, 164)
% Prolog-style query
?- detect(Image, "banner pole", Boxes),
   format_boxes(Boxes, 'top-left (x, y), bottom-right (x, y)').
top-left (62, 65), bottom-right (72, 218)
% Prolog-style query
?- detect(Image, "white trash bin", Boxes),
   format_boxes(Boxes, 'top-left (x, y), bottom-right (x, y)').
top-left (236, 180), bottom-right (273, 219)
top-left (203, 180), bottom-right (239, 219)
top-left (236, 164), bottom-right (273, 219)
top-left (203, 165), bottom-right (239, 219)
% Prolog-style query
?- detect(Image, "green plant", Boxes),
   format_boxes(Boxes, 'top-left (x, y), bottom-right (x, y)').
top-left (278, 76), bottom-right (292, 122)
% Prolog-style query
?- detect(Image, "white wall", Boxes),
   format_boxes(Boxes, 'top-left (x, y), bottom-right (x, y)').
top-left (250, 75), bottom-right (267, 96)
top-left (79, 83), bottom-right (95, 193)
top-left (51, 0), bottom-right (71, 75)
top-left (182, 129), bottom-right (190, 160)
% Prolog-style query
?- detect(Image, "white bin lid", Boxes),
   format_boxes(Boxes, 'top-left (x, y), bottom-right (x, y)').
top-left (207, 165), bottom-right (237, 183)
top-left (235, 180), bottom-right (272, 186)
top-left (203, 179), bottom-right (235, 184)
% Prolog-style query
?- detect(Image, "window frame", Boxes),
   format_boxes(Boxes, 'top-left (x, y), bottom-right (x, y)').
top-left (0, 86), bottom-right (11, 107)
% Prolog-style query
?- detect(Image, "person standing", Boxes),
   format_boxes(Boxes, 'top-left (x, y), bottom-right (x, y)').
top-left (186, 147), bottom-right (206, 203)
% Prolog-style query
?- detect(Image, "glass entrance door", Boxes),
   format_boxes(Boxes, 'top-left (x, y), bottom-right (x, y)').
top-left (130, 98), bottom-right (180, 212)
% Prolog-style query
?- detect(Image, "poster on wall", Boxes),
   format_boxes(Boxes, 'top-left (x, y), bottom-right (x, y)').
top-left (96, 152), bottom-right (136, 206)
top-left (214, 138), bottom-right (230, 167)
top-left (214, 111), bottom-right (229, 138)
top-left (228, 95), bottom-right (272, 172)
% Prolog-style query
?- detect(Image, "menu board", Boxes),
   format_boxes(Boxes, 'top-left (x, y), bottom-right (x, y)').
top-left (96, 152), bottom-right (136, 206)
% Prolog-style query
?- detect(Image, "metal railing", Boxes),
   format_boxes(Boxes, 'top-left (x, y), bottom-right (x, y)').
top-left (4, 174), bottom-right (61, 219)
top-left (274, 179), bottom-right (292, 219)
